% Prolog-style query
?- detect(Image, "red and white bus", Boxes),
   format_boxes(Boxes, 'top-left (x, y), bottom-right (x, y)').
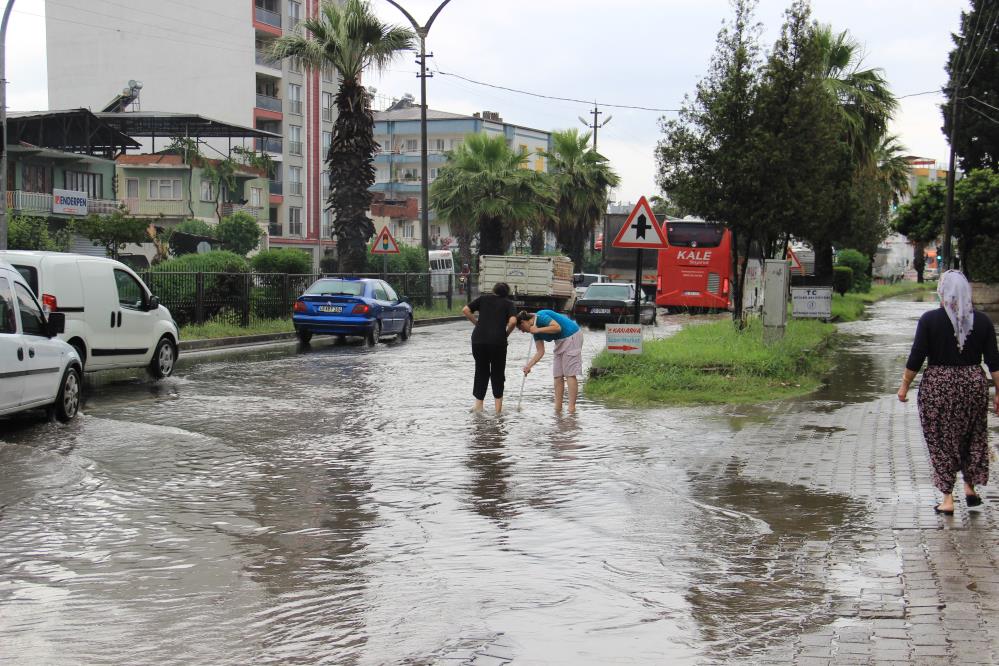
top-left (655, 219), bottom-right (732, 312)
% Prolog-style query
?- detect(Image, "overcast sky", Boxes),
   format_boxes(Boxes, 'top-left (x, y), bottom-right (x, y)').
top-left (6, 0), bottom-right (967, 202)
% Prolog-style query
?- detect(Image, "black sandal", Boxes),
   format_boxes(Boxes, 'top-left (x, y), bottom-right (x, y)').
top-left (934, 504), bottom-right (955, 515)
top-left (966, 494), bottom-right (983, 507)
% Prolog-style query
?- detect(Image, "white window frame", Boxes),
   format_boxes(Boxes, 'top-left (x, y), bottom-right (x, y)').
top-left (148, 178), bottom-right (181, 200)
top-left (125, 177), bottom-right (139, 199)
top-left (288, 206), bottom-right (302, 236)
top-left (289, 166), bottom-right (303, 195)
top-left (289, 125), bottom-right (303, 155)
top-left (200, 179), bottom-right (216, 202)
top-left (250, 187), bottom-right (262, 207)
top-left (288, 83), bottom-right (302, 115)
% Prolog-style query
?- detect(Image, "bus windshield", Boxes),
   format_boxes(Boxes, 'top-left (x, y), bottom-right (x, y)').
top-left (666, 222), bottom-right (726, 248)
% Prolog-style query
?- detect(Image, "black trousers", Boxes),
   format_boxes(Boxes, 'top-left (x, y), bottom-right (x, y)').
top-left (471, 342), bottom-right (508, 400)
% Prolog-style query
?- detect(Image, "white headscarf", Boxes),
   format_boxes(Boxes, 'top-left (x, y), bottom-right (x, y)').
top-left (937, 270), bottom-right (975, 352)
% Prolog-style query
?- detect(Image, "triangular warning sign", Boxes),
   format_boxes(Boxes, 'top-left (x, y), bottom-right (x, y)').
top-left (370, 226), bottom-right (401, 254)
top-left (611, 196), bottom-right (668, 249)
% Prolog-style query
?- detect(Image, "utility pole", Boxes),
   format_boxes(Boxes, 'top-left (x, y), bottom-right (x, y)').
top-left (942, 90), bottom-right (959, 272)
top-left (578, 102), bottom-right (611, 151)
top-left (0, 0), bottom-right (16, 251)
top-left (384, 0), bottom-right (452, 257)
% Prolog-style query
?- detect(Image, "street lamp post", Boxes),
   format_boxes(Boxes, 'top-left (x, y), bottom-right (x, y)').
top-left (0, 0), bottom-right (16, 251)
top-left (383, 0), bottom-right (452, 256)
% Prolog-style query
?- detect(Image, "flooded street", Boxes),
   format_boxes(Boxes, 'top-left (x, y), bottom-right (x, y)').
top-left (1, 296), bottom-right (991, 664)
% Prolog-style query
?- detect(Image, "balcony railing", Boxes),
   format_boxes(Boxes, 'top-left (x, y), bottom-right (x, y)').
top-left (288, 182), bottom-right (303, 196)
top-left (268, 223), bottom-right (283, 237)
top-left (269, 181), bottom-right (283, 195)
top-left (254, 6), bottom-right (281, 28)
top-left (288, 100), bottom-right (303, 115)
top-left (255, 50), bottom-right (280, 69)
top-left (221, 203), bottom-right (265, 221)
top-left (256, 94), bottom-right (283, 113)
top-left (289, 140), bottom-right (303, 156)
top-left (254, 137), bottom-right (283, 154)
top-left (6, 190), bottom-right (120, 216)
top-left (122, 198), bottom-right (190, 217)
top-left (322, 107), bottom-right (333, 122)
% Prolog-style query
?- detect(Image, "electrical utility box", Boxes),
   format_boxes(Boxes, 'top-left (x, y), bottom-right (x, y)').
top-left (762, 259), bottom-right (789, 329)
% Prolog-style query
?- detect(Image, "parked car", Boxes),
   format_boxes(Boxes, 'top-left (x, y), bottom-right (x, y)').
top-left (0, 260), bottom-right (83, 422)
top-left (573, 282), bottom-right (657, 326)
top-left (0, 251), bottom-right (179, 378)
top-left (572, 272), bottom-right (611, 300)
top-left (292, 277), bottom-right (413, 346)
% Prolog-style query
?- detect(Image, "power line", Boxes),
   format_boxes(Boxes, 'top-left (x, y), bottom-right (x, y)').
top-left (897, 89), bottom-right (942, 99)
top-left (964, 101), bottom-right (999, 126)
top-left (963, 94), bottom-right (999, 114)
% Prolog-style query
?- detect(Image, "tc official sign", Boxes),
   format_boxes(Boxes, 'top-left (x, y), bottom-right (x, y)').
top-left (370, 226), bottom-right (400, 254)
top-left (791, 287), bottom-right (832, 319)
top-left (52, 189), bottom-right (88, 216)
top-left (605, 323), bottom-right (643, 355)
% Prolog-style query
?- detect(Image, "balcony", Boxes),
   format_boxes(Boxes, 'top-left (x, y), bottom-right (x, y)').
top-left (268, 222), bottom-right (283, 237)
top-left (255, 50), bottom-right (281, 70)
top-left (6, 190), bottom-right (121, 216)
top-left (255, 94), bottom-right (283, 113)
top-left (255, 6), bottom-right (281, 29)
top-left (221, 203), bottom-right (265, 221)
top-left (122, 198), bottom-right (190, 217)
top-left (269, 181), bottom-right (283, 195)
top-left (254, 137), bottom-right (283, 154)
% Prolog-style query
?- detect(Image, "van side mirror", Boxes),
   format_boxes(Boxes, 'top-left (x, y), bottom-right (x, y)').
top-left (46, 312), bottom-right (66, 337)
top-left (147, 295), bottom-right (160, 311)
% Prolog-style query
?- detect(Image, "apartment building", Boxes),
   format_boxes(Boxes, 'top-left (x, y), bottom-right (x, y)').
top-left (372, 97), bottom-right (552, 249)
top-left (45, 0), bottom-right (338, 266)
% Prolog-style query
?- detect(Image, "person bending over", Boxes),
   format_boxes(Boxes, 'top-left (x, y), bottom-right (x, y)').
top-left (517, 309), bottom-right (584, 414)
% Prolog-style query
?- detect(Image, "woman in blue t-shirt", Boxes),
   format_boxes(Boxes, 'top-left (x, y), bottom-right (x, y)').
top-left (517, 309), bottom-right (583, 414)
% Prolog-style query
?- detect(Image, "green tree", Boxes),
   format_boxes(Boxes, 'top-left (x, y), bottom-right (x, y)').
top-left (430, 132), bottom-right (550, 263)
top-left (271, 0), bottom-right (414, 273)
top-left (363, 243), bottom-right (428, 273)
top-left (217, 211), bottom-right (263, 256)
top-left (251, 248), bottom-right (314, 274)
top-left (835, 248), bottom-right (871, 292)
top-left (892, 182), bottom-right (945, 283)
top-left (74, 208), bottom-right (149, 259)
top-left (952, 168), bottom-right (999, 282)
top-left (8, 213), bottom-right (71, 251)
top-left (656, 0), bottom-right (769, 323)
top-left (540, 128), bottom-right (620, 272)
top-left (942, 0), bottom-right (999, 172)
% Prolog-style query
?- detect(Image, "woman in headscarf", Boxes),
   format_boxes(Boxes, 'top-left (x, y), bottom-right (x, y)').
top-left (898, 270), bottom-right (999, 515)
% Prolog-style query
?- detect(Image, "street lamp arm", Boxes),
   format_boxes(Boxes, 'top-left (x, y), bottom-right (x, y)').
top-left (382, 0), bottom-right (453, 34)
top-left (383, 0), bottom-right (420, 31)
top-left (424, 0), bottom-right (453, 32)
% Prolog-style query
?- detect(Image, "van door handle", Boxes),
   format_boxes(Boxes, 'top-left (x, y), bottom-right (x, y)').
top-left (28, 348), bottom-right (35, 358)
top-left (117, 312), bottom-right (122, 327)
top-left (111, 313), bottom-right (116, 328)
top-left (17, 348), bottom-right (23, 361)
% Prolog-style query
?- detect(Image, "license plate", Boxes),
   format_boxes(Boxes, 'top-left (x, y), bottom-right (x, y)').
top-left (683, 291), bottom-right (701, 296)
top-left (591, 308), bottom-right (610, 314)
top-left (317, 305), bottom-right (342, 313)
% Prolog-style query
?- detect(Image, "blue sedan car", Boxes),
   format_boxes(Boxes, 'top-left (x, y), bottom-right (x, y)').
top-left (292, 277), bottom-right (413, 346)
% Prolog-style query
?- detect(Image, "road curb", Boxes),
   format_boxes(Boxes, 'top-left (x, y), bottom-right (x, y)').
top-left (178, 316), bottom-right (465, 352)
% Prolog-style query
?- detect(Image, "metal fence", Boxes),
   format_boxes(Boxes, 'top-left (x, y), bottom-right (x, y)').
top-left (139, 271), bottom-right (482, 328)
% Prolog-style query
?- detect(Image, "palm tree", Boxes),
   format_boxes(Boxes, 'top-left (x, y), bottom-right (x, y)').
top-left (271, 0), bottom-right (414, 272)
top-left (540, 129), bottom-right (620, 272)
top-left (430, 133), bottom-right (549, 265)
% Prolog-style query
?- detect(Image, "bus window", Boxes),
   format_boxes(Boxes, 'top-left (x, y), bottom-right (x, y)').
top-left (665, 222), bottom-right (725, 248)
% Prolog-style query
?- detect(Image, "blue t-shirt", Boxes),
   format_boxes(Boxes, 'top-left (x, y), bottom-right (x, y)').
top-left (532, 309), bottom-right (580, 342)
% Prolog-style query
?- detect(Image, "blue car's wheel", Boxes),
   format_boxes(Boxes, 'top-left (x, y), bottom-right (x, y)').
top-left (366, 320), bottom-right (381, 346)
top-left (296, 328), bottom-right (312, 344)
top-left (399, 315), bottom-right (413, 341)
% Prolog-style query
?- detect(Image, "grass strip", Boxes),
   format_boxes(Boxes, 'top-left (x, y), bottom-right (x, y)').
top-left (587, 281), bottom-right (934, 406)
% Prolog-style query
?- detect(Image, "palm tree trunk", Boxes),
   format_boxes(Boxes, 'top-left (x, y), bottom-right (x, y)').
top-left (479, 216), bottom-right (505, 256)
top-left (913, 240), bottom-right (925, 283)
top-left (330, 80), bottom-right (376, 273)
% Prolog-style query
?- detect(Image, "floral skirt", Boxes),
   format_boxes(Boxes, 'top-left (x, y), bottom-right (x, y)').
top-left (917, 365), bottom-right (990, 493)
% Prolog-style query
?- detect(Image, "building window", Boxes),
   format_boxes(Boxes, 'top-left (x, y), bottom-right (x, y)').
top-left (450, 139), bottom-right (462, 149)
top-left (429, 167), bottom-right (439, 180)
top-left (148, 178), bottom-right (181, 200)
top-left (200, 179), bottom-right (216, 202)
top-left (433, 139), bottom-right (445, 152)
top-left (401, 168), bottom-right (418, 182)
top-left (125, 178), bottom-right (139, 199)
top-left (322, 92), bottom-right (334, 122)
top-left (322, 131), bottom-right (332, 156)
top-left (250, 187), bottom-right (263, 207)
top-left (321, 170), bottom-right (330, 200)
top-left (289, 166), bottom-right (303, 195)
top-left (322, 209), bottom-right (334, 238)
top-left (288, 83), bottom-right (302, 114)
top-left (288, 0), bottom-right (301, 27)
top-left (268, 206), bottom-right (281, 236)
top-left (289, 206), bottom-right (302, 236)
top-left (289, 125), bottom-right (303, 155)
top-left (65, 171), bottom-right (103, 198)
top-left (22, 164), bottom-right (51, 193)
top-left (322, 68), bottom-right (335, 83)
top-left (405, 139), bottom-right (418, 152)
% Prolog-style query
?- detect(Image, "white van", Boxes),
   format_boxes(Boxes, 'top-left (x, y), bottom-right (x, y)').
top-left (0, 251), bottom-right (179, 378)
top-left (0, 260), bottom-right (82, 422)
top-left (428, 250), bottom-right (455, 294)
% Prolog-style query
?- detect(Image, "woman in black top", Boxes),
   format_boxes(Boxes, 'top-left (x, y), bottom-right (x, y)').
top-left (462, 282), bottom-right (518, 413)
top-left (898, 270), bottom-right (999, 515)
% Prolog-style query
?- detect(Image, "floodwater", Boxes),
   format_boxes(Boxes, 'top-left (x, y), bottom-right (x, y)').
top-left (0, 299), bottom-right (936, 664)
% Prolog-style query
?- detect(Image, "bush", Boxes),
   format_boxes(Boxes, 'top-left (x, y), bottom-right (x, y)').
top-left (836, 248), bottom-right (871, 292)
top-left (363, 244), bottom-right (429, 273)
top-left (217, 212), bottom-right (263, 256)
top-left (251, 248), bottom-right (314, 275)
top-left (832, 266), bottom-right (853, 296)
top-left (965, 240), bottom-right (999, 283)
top-left (147, 251), bottom-right (250, 325)
top-left (9, 214), bottom-right (70, 251)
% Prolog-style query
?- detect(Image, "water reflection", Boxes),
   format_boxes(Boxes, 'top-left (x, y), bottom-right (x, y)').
top-left (466, 414), bottom-right (515, 523)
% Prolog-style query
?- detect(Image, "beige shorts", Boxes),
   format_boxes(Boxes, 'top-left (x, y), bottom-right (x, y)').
top-left (552, 330), bottom-right (583, 377)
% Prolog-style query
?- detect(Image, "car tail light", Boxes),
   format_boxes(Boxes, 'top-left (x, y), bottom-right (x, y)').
top-left (42, 293), bottom-right (57, 313)
top-left (293, 301), bottom-right (307, 313)
top-left (574, 305), bottom-right (587, 314)
top-left (722, 278), bottom-right (730, 295)
top-left (611, 307), bottom-right (627, 315)
top-left (352, 304), bottom-right (371, 315)
top-left (657, 276), bottom-right (662, 291)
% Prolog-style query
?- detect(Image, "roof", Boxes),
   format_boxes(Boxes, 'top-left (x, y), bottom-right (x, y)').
top-left (6, 108), bottom-right (140, 158)
top-left (374, 107), bottom-right (471, 122)
top-left (117, 152), bottom-right (267, 177)
top-left (95, 112), bottom-right (280, 139)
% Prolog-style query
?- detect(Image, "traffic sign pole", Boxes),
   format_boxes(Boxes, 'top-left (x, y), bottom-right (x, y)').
top-left (634, 248), bottom-right (642, 324)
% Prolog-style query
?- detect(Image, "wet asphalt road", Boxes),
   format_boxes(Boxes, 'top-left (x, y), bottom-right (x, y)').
top-left (0, 298), bottom-right (948, 664)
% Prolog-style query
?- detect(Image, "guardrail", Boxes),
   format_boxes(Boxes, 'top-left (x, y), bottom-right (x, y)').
top-left (255, 94), bottom-right (283, 113)
top-left (254, 6), bottom-right (281, 28)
